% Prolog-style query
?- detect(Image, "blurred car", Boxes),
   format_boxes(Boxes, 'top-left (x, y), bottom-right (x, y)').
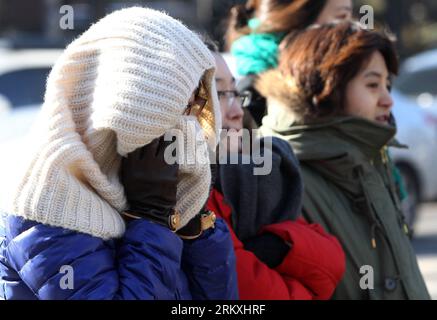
top-left (390, 48), bottom-right (437, 227)
top-left (0, 49), bottom-right (61, 112)
top-left (395, 48), bottom-right (437, 111)
top-left (390, 89), bottom-right (437, 228)
top-left (0, 49), bottom-right (61, 209)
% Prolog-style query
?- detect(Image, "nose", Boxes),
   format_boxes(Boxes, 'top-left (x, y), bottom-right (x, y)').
top-left (379, 89), bottom-right (394, 111)
top-left (227, 97), bottom-right (244, 120)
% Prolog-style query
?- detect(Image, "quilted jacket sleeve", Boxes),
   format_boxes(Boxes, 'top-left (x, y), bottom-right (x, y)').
top-left (207, 189), bottom-right (346, 300)
top-left (1, 214), bottom-right (188, 300)
top-left (1, 212), bottom-right (238, 300)
top-left (181, 218), bottom-right (239, 300)
top-left (207, 189), bottom-right (314, 300)
top-left (261, 219), bottom-right (346, 300)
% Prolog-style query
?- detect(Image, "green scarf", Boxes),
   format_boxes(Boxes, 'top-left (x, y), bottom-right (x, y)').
top-left (391, 160), bottom-right (408, 201)
top-left (231, 18), bottom-right (284, 76)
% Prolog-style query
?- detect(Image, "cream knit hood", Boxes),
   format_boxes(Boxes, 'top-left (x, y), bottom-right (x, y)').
top-left (11, 7), bottom-right (221, 239)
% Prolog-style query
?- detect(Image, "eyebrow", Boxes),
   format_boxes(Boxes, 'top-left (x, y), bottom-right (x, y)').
top-left (215, 77), bottom-right (236, 84)
top-left (364, 71), bottom-right (391, 81)
top-left (337, 6), bottom-right (353, 11)
top-left (364, 71), bottom-right (383, 78)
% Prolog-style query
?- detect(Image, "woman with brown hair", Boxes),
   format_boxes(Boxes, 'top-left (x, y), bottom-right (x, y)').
top-left (226, 0), bottom-right (352, 126)
top-left (257, 21), bottom-right (430, 299)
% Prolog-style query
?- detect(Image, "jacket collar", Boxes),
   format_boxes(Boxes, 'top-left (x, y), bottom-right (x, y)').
top-left (262, 105), bottom-right (397, 161)
top-left (260, 103), bottom-right (398, 195)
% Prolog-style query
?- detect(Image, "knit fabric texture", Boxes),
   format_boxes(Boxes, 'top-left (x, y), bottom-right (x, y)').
top-left (231, 19), bottom-right (284, 76)
top-left (11, 7), bottom-right (221, 240)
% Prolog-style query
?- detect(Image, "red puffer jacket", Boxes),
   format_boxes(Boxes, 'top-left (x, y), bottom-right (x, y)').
top-left (207, 189), bottom-right (346, 300)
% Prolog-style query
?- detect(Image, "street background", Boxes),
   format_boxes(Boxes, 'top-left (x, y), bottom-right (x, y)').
top-left (0, 0), bottom-right (436, 299)
top-left (1, 0), bottom-right (437, 56)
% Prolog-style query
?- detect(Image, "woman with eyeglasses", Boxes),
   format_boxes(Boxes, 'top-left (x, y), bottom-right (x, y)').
top-left (214, 49), bottom-right (247, 153)
top-left (0, 8), bottom-right (238, 300)
top-left (226, 0), bottom-right (353, 127)
top-left (202, 38), bottom-right (345, 300)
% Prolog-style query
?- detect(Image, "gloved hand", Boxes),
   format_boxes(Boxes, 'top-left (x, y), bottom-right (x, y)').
top-left (262, 219), bottom-right (346, 300)
top-left (243, 232), bottom-right (292, 268)
top-left (120, 135), bottom-right (181, 231)
top-left (176, 164), bottom-right (217, 240)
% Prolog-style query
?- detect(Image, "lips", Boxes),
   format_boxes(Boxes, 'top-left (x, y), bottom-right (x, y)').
top-left (223, 126), bottom-right (242, 132)
top-left (375, 115), bottom-right (390, 123)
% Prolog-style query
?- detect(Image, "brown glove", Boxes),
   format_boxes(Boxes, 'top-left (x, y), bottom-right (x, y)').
top-left (120, 135), bottom-right (181, 231)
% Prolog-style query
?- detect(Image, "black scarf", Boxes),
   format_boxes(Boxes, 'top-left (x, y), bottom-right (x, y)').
top-left (215, 137), bottom-right (303, 241)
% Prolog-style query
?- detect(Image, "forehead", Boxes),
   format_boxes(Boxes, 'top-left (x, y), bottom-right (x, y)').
top-left (355, 51), bottom-right (391, 80)
top-left (214, 54), bottom-right (234, 82)
top-left (360, 51), bottom-right (389, 76)
top-left (325, 0), bottom-right (353, 10)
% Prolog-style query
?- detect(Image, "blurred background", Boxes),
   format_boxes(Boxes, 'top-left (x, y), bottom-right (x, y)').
top-left (1, 0), bottom-right (437, 55)
top-left (0, 0), bottom-right (436, 298)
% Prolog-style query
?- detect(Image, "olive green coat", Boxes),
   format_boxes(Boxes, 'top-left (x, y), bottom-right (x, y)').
top-left (261, 112), bottom-right (430, 300)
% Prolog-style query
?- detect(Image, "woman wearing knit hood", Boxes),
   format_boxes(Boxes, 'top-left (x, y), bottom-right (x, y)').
top-left (0, 7), bottom-right (238, 300)
top-left (227, 0), bottom-right (352, 126)
top-left (257, 21), bottom-right (430, 299)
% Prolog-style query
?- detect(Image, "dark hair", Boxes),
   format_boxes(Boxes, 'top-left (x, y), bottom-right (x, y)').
top-left (278, 21), bottom-right (399, 119)
top-left (225, 0), bottom-right (327, 50)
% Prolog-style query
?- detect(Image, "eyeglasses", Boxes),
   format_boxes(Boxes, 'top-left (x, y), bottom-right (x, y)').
top-left (185, 82), bottom-right (208, 117)
top-left (217, 90), bottom-right (251, 108)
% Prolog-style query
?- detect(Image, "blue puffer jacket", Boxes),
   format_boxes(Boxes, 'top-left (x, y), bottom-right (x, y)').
top-left (0, 212), bottom-right (238, 300)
